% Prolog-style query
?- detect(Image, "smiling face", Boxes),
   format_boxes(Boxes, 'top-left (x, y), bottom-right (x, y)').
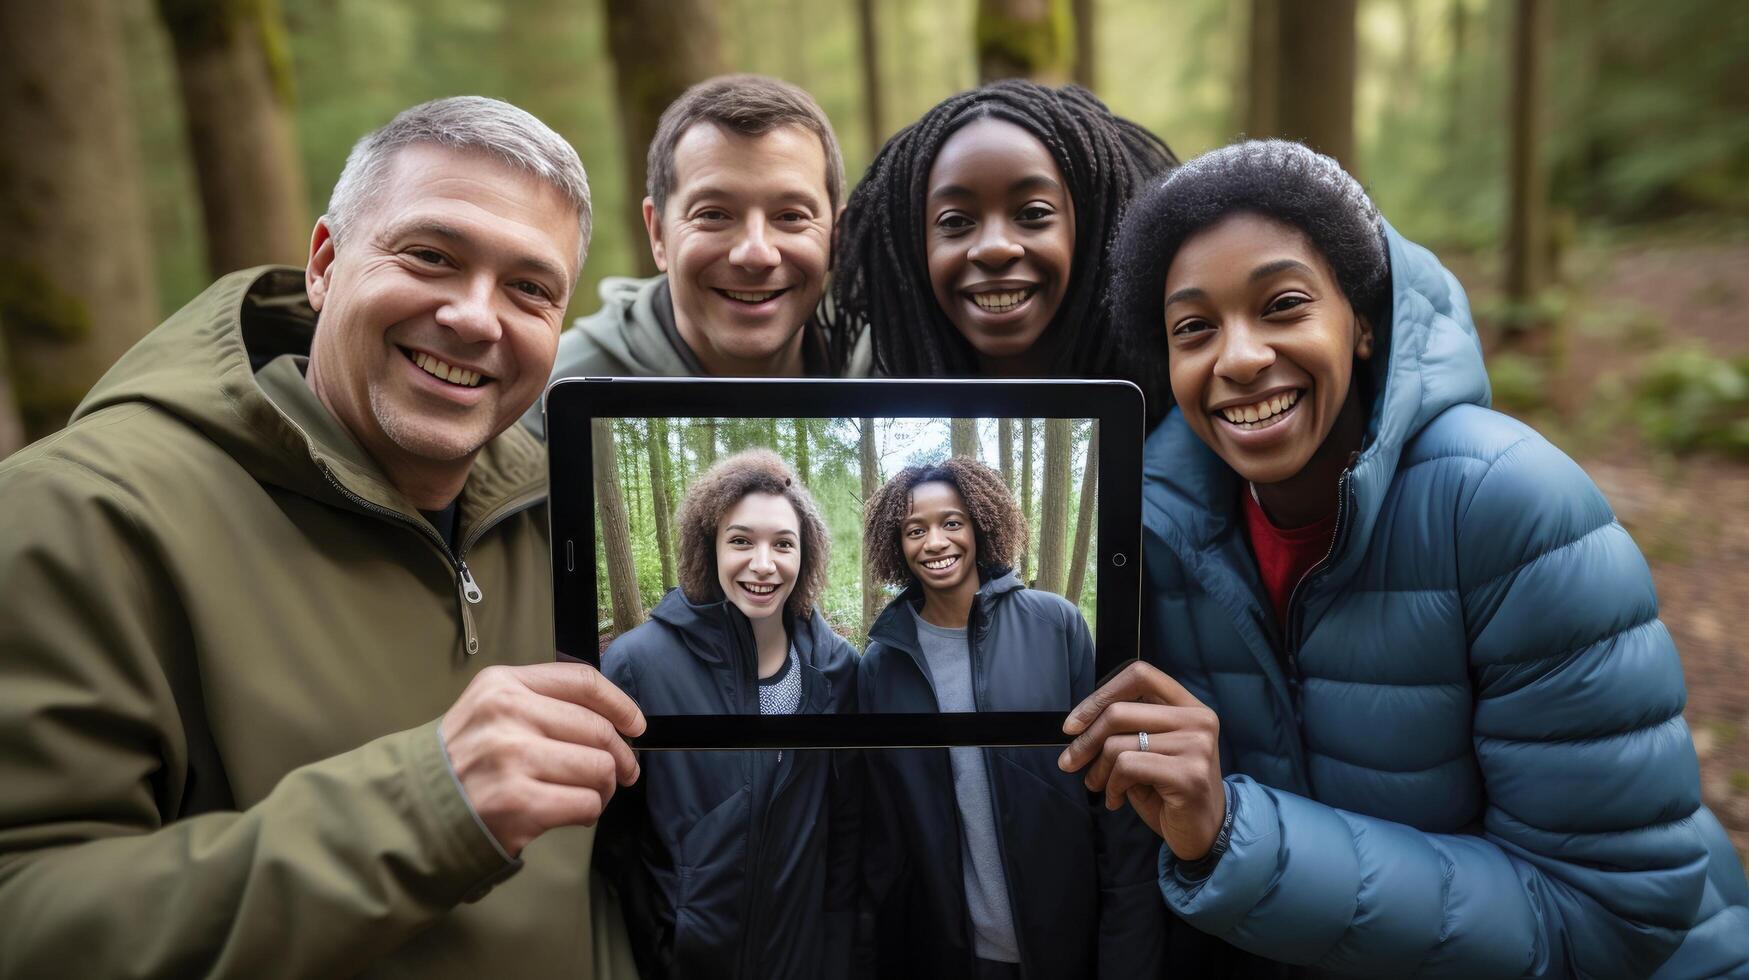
top-left (647, 122), bottom-right (833, 377)
top-left (924, 117), bottom-right (1075, 372)
top-left (304, 144), bottom-right (578, 499)
top-left (1163, 212), bottom-right (1373, 486)
top-left (902, 480), bottom-right (979, 597)
top-left (716, 491), bottom-right (803, 622)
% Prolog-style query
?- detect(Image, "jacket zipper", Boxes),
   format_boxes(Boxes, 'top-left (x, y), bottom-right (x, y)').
top-left (1279, 467), bottom-right (1353, 729)
top-left (737, 619), bottom-right (772, 978)
top-left (315, 461), bottom-right (542, 656)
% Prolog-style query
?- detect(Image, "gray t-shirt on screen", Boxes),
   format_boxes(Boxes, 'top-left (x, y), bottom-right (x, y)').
top-left (910, 606), bottom-right (1020, 964)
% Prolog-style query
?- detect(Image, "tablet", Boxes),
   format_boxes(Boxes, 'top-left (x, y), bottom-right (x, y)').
top-left (546, 378), bottom-right (1141, 749)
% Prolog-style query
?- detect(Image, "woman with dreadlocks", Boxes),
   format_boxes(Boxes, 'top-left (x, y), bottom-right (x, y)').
top-left (853, 456), bottom-right (1176, 979)
top-left (832, 80), bottom-right (1176, 379)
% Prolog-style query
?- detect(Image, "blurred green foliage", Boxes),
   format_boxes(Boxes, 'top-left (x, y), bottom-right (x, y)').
top-left (1628, 347), bottom-right (1749, 457)
top-left (114, 0), bottom-right (1748, 320)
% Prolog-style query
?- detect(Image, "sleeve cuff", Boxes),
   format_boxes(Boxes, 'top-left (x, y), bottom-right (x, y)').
top-left (1168, 780), bottom-right (1237, 884)
top-left (428, 717), bottom-right (523, 902)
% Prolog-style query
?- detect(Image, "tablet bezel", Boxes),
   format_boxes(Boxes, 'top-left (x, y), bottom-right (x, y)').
top-left (546, 377), bottom-right (1142, 749)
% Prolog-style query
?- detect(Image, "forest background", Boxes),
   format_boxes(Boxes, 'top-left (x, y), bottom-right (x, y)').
top-left (1, 0), bottom-right (1744, 857)
top-left (588, 416), bottom-right (1099, 648)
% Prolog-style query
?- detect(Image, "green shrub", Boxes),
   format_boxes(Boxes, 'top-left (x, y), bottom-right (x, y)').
top-left (1630, 346), bottom-right (1749, 456)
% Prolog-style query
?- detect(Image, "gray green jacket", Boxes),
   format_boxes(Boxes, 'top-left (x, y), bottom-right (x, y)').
top-left (526, 274), bottom-right (873, 438)
top-left (0, 267), bottom-right (632, 978)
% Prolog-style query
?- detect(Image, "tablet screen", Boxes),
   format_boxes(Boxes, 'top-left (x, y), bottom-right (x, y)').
top-left (588, 415), bottom-right (1099, 656)
top-left (547, 379), bottom-right (1141, 748)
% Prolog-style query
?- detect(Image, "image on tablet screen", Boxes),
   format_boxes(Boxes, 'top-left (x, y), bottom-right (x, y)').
top-left (588, 416), bottom-right (1098, 653)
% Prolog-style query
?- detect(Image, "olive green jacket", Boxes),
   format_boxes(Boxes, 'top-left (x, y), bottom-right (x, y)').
top-left (0, 268), bottom-right (631, 977)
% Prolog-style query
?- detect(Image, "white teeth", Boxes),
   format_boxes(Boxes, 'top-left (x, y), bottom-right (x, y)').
top-left (742, 582), bottom-right (777, 594)
top-left (411, 350), bottom-right (485, 388)
top-left (923, 556), bottom-right (958, 569)
top-left (724, 289), bottom-right (780, 303)
top-left (1219, 390), bottom-right (1300, 428)
top-left (970, 289), bottom-right (1032, 313)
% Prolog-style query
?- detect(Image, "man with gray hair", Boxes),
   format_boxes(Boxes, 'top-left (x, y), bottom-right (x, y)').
top-left (0, 96), bottom-right (642, 976)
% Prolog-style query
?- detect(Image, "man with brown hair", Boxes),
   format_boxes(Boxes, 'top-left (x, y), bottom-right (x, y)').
top-left (530, 75), bottom-right (868, 435)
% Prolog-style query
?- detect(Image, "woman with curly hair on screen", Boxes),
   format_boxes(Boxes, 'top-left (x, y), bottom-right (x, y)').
top-left (855, 455), bottom-right (1175, 979)
top-left (596, 449), bottom-right (858, 979)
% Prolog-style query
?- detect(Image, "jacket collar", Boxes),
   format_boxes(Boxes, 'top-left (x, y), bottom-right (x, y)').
top-left (1146, 222), bottom-right (1489, 583)
top-left (73, 266), bottom-right (546, 531)
top-left (648, 588), bottom-right (842, 712)
top-left (867, 568), bottom-right (1025, 654)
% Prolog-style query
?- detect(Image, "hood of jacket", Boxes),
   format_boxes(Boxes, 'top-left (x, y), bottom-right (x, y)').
top-left (565, 275), bottom-right (698, 378)
top-left (73, 266), bottom-right (546, 527)
top-left (647, 585), bottom-right (845, 675)
top-left (1144, 221), bottom-right (1488, 582)
top-left (866, 568), bottom-right (1026, 653)
top-left (533, 275), bottom-right (877, 441)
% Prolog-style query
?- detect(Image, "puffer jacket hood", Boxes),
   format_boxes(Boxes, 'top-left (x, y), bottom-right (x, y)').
top-left (1140, 225), bottom-right (1749, 977)
top-left (1145, 221), bottom-right (1487, 602)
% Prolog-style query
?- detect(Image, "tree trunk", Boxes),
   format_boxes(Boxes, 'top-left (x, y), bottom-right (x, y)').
top-left (0, 0), bottom-right (159, 441)
top-left (157, 0), bottom-right (308, 276)
top-left (997, 417), bottom-right (1015, 491)
top-left (860, 418), bottom-right (882, 639)
top-left (0, 338), bottom-right (24, 459)
top-left (1020, 418), bottom-right (1035, 582)
top-left (593, 420), bottom-right (643, 634)
top-left (648, 419), bottom-right (676, 590)
top-left (1244, 0), bottom-right (1281, 137)
top-left (1033, 418), bottom-right (1072, 595)
top-left (703, 418), bottom-right (719, 466)
top-left (1065, 422), bottom-right (1098, 606)
top-left (1071, 0), bottom-right (1095, 90)
top-left (619, 421), bottom-right (642, 533)
top-left (1504, 0), bottom-right (1550, 337)
top-left (1447, 0), bottom-right (1468, 148)
top-left (856, 0), bottom-right (884, 156)
top-left (795, 418), bottom-right (811, 485)
top-left (604, 0), bottom-right (724, 277)
top-left (951, 418), bottom-right (981, 461)
top-left (1247, 0), bottom-right (1356, 170)
top-left (976, 0), bottom-right (1072, 83)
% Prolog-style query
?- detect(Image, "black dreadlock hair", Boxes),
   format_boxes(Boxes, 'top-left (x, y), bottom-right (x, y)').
top-left (832, 80), bottom-right (1177, 379)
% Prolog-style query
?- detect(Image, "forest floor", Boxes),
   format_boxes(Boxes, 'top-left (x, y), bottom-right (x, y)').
top-left (1450, 227), bottom-right (1749, 862)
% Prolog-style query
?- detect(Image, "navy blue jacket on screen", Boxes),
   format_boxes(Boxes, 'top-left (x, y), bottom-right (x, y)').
top-left (855, 572), bottom-right (1173, 979)
top-left (596, 589), bottom-right (859, 980)
top-left (1141, 224), bottom-right (1749, 977)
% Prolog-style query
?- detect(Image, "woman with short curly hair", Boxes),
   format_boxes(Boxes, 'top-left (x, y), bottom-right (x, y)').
top-left (597, 449), bottom-right (858, 979)
top-left (856, 455), bottom-right (1171, 978)
top-left (1056, 139), bottom-right (1749, 977)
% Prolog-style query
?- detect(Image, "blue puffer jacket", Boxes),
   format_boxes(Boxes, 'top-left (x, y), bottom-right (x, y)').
top-left (1141, 224), bottom-right (1749, 977)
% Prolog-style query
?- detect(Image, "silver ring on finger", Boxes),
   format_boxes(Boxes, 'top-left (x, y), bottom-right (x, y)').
top-left (1137, 731), bottom-right (1149, 752)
